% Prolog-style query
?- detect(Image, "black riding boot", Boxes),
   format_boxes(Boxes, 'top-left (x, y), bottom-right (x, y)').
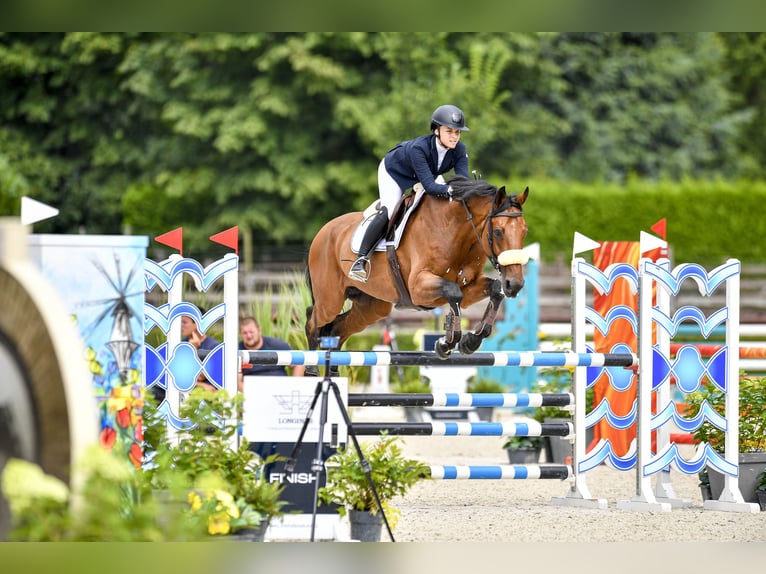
top-left (349, 207), bottom-right (389, 282)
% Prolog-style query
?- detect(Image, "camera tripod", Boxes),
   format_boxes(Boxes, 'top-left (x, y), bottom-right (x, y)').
top-left (284, 337), bottom-right (394, 542)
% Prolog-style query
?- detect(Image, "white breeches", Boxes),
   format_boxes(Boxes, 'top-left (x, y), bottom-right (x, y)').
top-left (378, 159), bottom-right (403, 218)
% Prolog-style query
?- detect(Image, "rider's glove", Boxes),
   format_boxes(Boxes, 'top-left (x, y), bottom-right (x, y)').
top-left (432, 186), bottom-right (453, 201)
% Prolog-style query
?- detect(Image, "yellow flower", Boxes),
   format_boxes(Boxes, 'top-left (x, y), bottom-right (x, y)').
top-left (208, 513), bottom-right (231, 535)
top-left (212, 490), bottom-right (239, 519)
top-left (187, 491), bottom-right (202, 511)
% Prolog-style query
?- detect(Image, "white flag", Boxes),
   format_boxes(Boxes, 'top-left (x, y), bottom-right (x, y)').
top-left (21, 197), bottom-right (59, 226)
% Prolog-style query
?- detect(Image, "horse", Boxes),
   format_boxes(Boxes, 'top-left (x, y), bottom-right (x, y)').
top-left (305, 175), bottom-right (529, 369)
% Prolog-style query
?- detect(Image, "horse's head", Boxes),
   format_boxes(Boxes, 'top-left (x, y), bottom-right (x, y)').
top-left (488, 185), bottom-right (529, 297)
top-left (448, 176), bottom-right (529, 298)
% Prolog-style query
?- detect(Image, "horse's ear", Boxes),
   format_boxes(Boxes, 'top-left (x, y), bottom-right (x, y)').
top-left (495, 186), bottom-right (507, 208)
top-left (518, 186), bottom-right (529, 205)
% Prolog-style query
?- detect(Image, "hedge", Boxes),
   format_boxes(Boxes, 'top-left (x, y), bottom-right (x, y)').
top-left (497, 177), bottom-right (766, 266)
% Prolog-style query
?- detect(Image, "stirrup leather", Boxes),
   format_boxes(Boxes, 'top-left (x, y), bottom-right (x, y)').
top-left (348, 257), bottom-right (370, 282)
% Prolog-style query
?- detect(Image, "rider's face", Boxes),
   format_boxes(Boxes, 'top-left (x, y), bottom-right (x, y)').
top-left (436, 126), bottom-right (462, 149)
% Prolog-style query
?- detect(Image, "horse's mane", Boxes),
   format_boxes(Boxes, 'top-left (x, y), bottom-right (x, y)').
top-left (446, 175), bottom-right (498, 200)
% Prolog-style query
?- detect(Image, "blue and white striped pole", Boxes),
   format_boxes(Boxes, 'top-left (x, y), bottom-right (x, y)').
top-left (239, 350), bottom-right (637, 368)
top-left (351, 421), bottom-right (573, 437)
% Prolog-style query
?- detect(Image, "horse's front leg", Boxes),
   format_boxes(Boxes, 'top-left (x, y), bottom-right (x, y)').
top-left (409, 274), bottom-right (465, 358)
top-left (459, 277), bottom-right (503, 355)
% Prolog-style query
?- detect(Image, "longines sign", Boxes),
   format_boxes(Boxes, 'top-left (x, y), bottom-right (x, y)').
top-left (241, 376), bottom-right (349, 443)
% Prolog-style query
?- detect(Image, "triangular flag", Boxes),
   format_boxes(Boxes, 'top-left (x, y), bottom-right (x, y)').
top-left (20, 196), bottom-right (59, 226)
top-left (523, 242), bottom-right (540, 262)
top-left (650, 218), bottom-right (667, 240)
top-left (572, 232), bottom-right (601, 256)
top-left (209, 226), bottom-right (239, 254)
top-left (639, 230), bottom-right (668, 256)
top-left (155, 227), bottom-right (183, 256)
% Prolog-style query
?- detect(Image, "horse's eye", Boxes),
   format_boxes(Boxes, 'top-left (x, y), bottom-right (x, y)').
top-left (493, 229), bottom-right (503, 239)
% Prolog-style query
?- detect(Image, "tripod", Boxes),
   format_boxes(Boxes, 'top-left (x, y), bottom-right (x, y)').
top-left (284, 337), bottom-right (395, 542)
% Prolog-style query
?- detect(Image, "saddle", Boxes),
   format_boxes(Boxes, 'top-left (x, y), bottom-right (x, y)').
top-left (351, 185), bottom-right (427, 309)
top-left (351, 185), bottom-right (426, 254)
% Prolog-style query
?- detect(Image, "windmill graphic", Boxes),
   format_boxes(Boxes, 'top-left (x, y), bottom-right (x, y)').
top-left (77, 251), bottom-right (144, 383)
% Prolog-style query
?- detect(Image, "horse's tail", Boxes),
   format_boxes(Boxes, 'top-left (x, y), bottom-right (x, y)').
top-left (304, 265), bottom-right (315, 323)
top-left (305, 265), bottom-right (315, 305)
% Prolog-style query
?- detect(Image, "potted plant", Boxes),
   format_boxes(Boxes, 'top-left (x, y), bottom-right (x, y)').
top-left (698, 469), bottom-right (713, 501)
top-left (466, 376), bottom-right (506, 421)
top-left (755, 468), bottom-right (766, 511)
top-left (685, 375), bottom-right (766, 504)
top-left (144, 388), bottom-right (287, 540)
top-left (317, 434), bottom-right (428, 542)
top-left (391, 370), bottom-right (431, 422)
top-left (502, 435), bottom-right (545, 464)
top-left (499, 366), bottom-right (574, 465)
top-left (533, 367), bottom-right (575, 464)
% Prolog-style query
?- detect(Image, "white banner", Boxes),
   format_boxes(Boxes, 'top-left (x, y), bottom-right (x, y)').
top-left (241, 376), bottom-right (349, 443)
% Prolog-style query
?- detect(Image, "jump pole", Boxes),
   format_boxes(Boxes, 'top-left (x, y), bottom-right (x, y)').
top-left (351, 420), bottom-right (574, 437)
top-left (348, 392), bottom-right (574, 408)
top-left (240, 349), bottom-right (637, 368)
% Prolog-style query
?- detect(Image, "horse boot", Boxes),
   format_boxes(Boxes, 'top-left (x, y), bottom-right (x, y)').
top-left (348, 207), bottom-right (388, 282)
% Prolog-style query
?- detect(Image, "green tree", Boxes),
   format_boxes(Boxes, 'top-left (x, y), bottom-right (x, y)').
top-left (539, 33), bottom-right (753, 182)
top-left (717, 32), bottom-right (766, 176)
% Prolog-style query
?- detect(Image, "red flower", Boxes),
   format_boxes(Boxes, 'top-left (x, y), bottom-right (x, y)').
top-left (116, 407), bottom-right (131, 428)
top-left (101, 426), bottom-right (116, 448)
top-left (128, 443), bottom-right (143, 468)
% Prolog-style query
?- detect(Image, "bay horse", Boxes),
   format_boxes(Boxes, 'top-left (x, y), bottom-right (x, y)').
top-left (305, 175), bottom-right (529, 368)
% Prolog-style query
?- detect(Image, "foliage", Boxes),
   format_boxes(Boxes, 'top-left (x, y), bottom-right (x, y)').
top-left (391, 374), bottom-right (431, 394)
top-left (531, 366), bottom-right (574, 422)
top-left (242, 269), bottom-right (312, 373)
top-left (502, 366), bottom-right (573, 451)
top-left (2, 388), bottom-right (287, 540)
top-left (466, 376), bottom-right (506, 394)
top-left (521, 177), bottom-right (766, 266)
top-left (502, 435), bottom-right (546, 450)
top-left (1, 446), bottom-right (207, 541)
top-left (145, 388), bottom-right (288, 528)
top-left (318, 434), bottom-right (428, 528)
top-left (757, 468), bottom-right (766, 493)
top-left (1, 33), bottom-right (765, 266)
top-left (684, 375), bottom-right (766, 454)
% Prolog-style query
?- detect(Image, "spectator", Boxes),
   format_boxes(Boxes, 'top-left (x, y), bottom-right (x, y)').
top-left (238, 316), bottom-right (304, 391)
top-left (181, 313), bottom-right (220, 392)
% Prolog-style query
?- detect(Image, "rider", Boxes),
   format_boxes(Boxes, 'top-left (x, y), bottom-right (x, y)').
top-left (348, 104), bottom-right (471, 282)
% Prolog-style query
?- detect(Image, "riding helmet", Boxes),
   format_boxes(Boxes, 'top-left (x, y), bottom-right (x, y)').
top-left (430, 104), bottom-right (470, 132)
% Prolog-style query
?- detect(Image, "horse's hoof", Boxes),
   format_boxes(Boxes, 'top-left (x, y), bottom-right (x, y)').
top-left (434, 337), bottom-right (453, 359)
top-left (458, 335), bottom-right (480, 355)
top-left (304, 366), bottom-right (320, 377)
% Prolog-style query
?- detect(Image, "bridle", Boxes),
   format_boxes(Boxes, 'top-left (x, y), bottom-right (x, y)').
top-left (460, 190), bottom-right (524, 271)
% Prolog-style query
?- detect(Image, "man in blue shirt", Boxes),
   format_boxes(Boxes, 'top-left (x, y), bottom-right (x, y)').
top-left (238, 316), bottom-right (304, 391)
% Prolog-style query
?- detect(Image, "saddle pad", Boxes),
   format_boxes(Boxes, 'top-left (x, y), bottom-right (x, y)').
top-left (350, 186), bottom-right (427, 254)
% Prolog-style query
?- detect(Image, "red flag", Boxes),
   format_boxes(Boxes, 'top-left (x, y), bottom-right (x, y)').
top-left (650, 218), bottom-right (666, 240)
top-left (210, 226), bottom-right (239, 254)
top-left (155, 227), bottom-right (183, 255)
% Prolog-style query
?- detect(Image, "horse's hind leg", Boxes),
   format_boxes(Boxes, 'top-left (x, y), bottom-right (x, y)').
top-left (459, 278), bottom-right (503, 354)
top-left (331, 291), bottom-right (393, 348)
top-left (433, 282), bottom-right (464, 359)
top-left (304, 292), bottom-right (392, 375)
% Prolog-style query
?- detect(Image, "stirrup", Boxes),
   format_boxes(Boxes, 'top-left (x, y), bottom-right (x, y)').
top-left (348, 257), bottom-right (370, 282)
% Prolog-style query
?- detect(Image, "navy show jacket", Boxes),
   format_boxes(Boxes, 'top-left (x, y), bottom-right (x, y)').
top-left (383, 134), bottom-right (469, 195)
